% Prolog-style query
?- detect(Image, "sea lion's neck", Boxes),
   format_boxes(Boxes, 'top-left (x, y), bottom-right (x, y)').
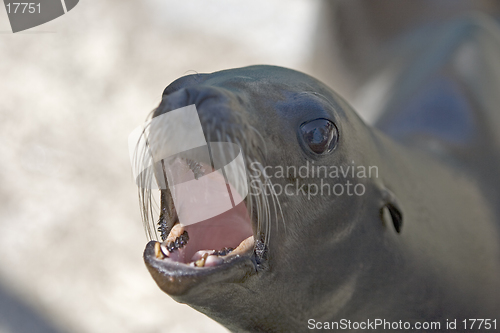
top-left (367, 128), bottom-right (500, 316)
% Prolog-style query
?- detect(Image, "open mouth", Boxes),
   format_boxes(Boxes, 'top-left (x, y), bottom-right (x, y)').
top-left (151, 157), bottom-right (256, 269)
top-left (154, 200), bottom-right (255, 268)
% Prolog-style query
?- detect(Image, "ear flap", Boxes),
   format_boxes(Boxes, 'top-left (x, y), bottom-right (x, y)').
top-left (379, 189), bottom-right (403, 233)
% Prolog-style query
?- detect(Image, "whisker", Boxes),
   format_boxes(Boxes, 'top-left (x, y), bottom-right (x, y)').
top-left (133, 106), bottom-right (281, 251)
top-left (248, 124), bottom-right (268, 157)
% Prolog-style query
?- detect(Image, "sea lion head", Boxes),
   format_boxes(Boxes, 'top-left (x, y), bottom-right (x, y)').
top-left (140, 65), bottom-right (403, 331)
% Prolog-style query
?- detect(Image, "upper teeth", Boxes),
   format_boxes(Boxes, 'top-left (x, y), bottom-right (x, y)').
top-left (166, 230), bottom-right (189, 252)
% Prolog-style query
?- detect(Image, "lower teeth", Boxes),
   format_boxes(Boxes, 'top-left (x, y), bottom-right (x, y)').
top-left (213, 247), bottom-right (234, 256)
top-left (158, 230), bottom-right (250, 266)
top-left (195, 253), bottom-right (209, 267)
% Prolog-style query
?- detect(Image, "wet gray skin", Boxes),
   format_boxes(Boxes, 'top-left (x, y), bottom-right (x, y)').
top-left (142, 35), bottom-right (500, 333)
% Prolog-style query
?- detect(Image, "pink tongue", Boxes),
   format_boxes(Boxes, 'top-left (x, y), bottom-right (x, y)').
top-left (182, 200), bottom-right (253, 261)
top-left (167, 160), bottom-right (253, 262)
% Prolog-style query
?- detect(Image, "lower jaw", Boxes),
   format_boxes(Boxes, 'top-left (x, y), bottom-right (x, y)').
top-left (154, 234), bottom-right (255, 268)
top-left (144, 238), bottom-right (258, 297)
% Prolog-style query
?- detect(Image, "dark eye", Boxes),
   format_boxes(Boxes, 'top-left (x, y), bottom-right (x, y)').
top-left (299, 119), bottom-right (339, 155)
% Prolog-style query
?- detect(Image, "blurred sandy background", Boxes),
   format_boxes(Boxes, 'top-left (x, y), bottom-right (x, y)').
top-left (0, 1), bottom-right (321, 332)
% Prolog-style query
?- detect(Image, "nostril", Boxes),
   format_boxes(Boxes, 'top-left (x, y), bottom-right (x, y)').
top-left (156, 86), bottom-right (230, 118)
top-left (155, 89), bottom-right (191, 116)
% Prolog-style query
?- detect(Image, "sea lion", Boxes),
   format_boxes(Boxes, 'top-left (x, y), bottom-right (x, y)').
top-left (138, 17), bottom-right (500, 333)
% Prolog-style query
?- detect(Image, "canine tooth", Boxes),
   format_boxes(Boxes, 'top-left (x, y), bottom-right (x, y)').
top-left (226, 236), bottom-right (255, 257)
top-left (166, 224), bottom-right (185, 243)
top-left (195, 253), bottom-right (209, 267)
top-left (154, 242), bottom-right (165, 259)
